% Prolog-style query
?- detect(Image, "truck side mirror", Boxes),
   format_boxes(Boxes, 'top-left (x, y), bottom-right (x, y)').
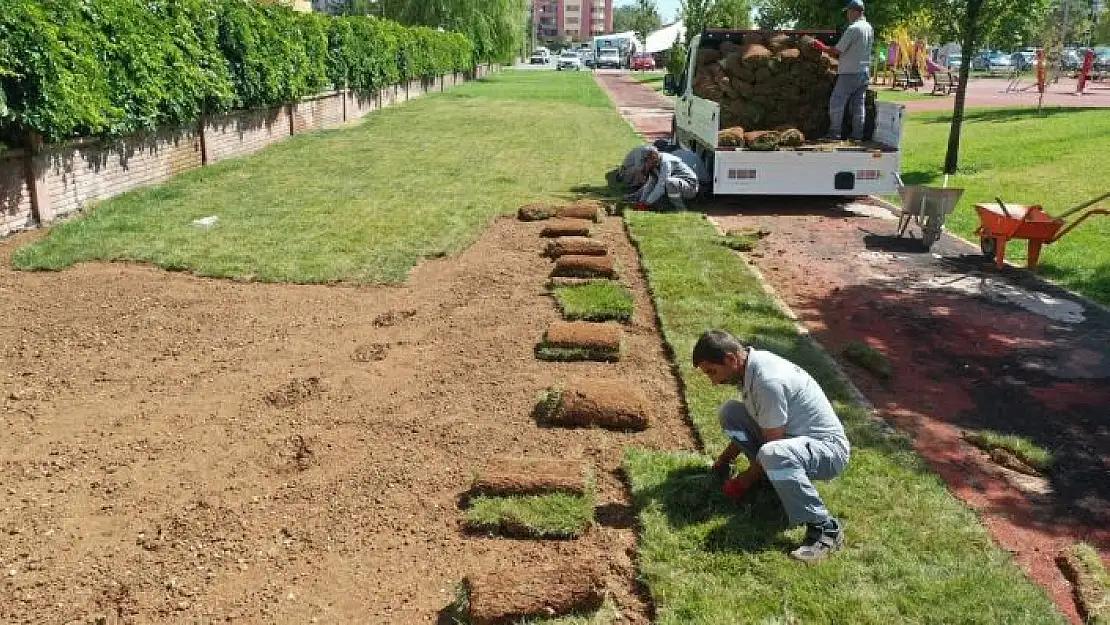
top-left (663, 74), bottom-right (677, 95)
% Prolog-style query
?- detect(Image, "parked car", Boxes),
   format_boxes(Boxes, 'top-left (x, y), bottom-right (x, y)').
top-left (595, 47), bottom-right (622, 69)
top-left (945, 55), bottom-right (962, 71)
top-left (1011, 49), bottom-right (1036, 71)
top-left (630, 54), bottom-right (656, 71)
top-left (1061, 48), bottom-right (1082, 71)
top-left (556, 51), bottom-right (583, 71)
top-left (529, 51), bottom-right (550, 65)
top-left (976, 51), bottom-right (1011, 73)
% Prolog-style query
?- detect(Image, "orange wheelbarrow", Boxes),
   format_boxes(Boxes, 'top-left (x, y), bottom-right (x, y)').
top-left (975, 192), bottom-right (1110, 269)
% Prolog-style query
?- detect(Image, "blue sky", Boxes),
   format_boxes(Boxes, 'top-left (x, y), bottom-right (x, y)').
top-left (616, 0), bottom-right (682, 23)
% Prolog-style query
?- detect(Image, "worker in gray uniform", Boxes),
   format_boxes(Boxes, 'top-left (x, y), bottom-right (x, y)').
top-left (692, 329), bottom-right (850, 564)
top-left (626, 146), bottom-right (699, 210)
top-left (816, 0), bottom-right (873, 140)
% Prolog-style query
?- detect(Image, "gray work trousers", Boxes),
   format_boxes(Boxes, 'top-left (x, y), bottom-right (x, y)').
top-left (828, 71), bottom-right (869, 140)
top-left (719, 399), bottom-right (850, 526)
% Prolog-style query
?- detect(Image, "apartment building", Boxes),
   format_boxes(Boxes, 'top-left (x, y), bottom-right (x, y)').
top-left (533, 0), bottom-right (614, 44)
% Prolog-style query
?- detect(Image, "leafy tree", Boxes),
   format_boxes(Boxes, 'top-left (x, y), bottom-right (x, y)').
top-left (1096, 9), bottom-right (1110, 44)
top-left (380, 0), bottom-right (527, 62)
top-left (628, 0), bottom-right (663, 44)
top-left (707, 0), bottom-right (752, 28)
top-left (680, 0), bottom-right (716, 41)
top-left (613, 4), bottom-right (639, 33)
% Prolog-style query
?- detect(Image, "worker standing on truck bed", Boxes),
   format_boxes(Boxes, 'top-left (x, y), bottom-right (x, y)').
top-left (815, 0), bottom-right (873, 141)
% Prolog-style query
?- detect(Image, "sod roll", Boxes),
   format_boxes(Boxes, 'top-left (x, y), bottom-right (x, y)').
top-left (541, 218), bottom-right (592, 238)
top-left (551, 255), bottom-right (616, 279)
top-left (548, 379), bottom-right (649, 431)
top-left (466, 563), bottom-right (605, 625)
top-left (544, 236), bottom-right (608, 258)
top-left (555, 201), bottom-right (604, 222)
top-left (518, 202), bottom-right (555, 221)
top-left (472, 458), bottom-right (588, 496)
top-left (544, 322), bottom-right (621, 352)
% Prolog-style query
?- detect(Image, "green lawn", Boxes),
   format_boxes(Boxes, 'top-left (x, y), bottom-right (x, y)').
top-left (899, 107), bottom-right (1110, 305)
top-left (623, 211), bottom-right (1065, 624)
top-left (12, 72), bottom-right (635, 284)
top-left (630, 70), bottom-right (667, 93)
top-left (874, 87), bottom-right (936, 102)
top-left (464, 491), bottom-right (595, 539)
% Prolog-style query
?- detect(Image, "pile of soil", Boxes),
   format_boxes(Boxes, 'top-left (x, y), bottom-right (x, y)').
top-left (551, 255), bottom-right (616, 279)
top-left (466, 563), bottom-right (605, 625)
top-left (543, 379), bottom-right (649, 431)
top-left (471, 457), bottom-right (588, 496)
top-left (541, 219), bottom-right (593, 238)
top-left (544, 237), bottom-right (608, 258)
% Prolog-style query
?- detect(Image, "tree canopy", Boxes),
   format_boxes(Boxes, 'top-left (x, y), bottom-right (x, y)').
top-left (376, 0), bottom-right (527, 62)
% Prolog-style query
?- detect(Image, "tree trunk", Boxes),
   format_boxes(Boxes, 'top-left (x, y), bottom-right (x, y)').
top-left (944, 0), bottom-right (984, 174)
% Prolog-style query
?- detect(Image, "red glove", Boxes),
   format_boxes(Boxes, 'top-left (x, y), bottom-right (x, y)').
top-left (722, 477), bottom-right (757, 500)
top-left (813, 39), bottom-right (829, 53)
top-left (633, 202), bottom-right (650, 211)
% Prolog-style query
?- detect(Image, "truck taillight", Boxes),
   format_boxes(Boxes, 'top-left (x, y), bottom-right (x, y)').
top-left (856, 169), bottom-right (880, 180)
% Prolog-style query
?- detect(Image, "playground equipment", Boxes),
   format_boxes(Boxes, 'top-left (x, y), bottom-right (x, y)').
top-left (975, 192), bottom-right (1110, 269)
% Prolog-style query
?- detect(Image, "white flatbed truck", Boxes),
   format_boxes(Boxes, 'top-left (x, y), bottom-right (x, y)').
top-left (664, 29), bottom-right (906, 196)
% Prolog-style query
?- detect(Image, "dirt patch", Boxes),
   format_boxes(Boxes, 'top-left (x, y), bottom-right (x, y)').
top-left (541, 219), bottom-right (593, 238)
top-left (352, 342), bottom-right (390, 362)
top-left (0, 213), bottom-right (690, 623)
top-left (270, 434), bottom-right (315, 473)
top-left (540, 380), bottom-right (650, 431)
top-left (545, 237), bottom-right (608, 258)
top-left (471, 458), bottom-right (588, 496)
top-left (551, 255), bottom-right (616, 279)
top-left (372, 308), bottom-right (416, 327)
top-left (707, 202), bottom-right (1110, 623)
top-left (263, 376), bottom-right (323, 408)
top-left (465, 563), bottom-right (605, 625)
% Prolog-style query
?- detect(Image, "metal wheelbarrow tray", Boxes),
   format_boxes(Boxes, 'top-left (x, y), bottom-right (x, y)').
top-left (975, 191), bottom-right (1110, 269)
top-left (893, 174), bottom-right (964, 250)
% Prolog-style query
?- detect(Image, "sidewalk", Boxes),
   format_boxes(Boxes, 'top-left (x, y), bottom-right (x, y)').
top-left (596, 70), bottom-right (1110, 624)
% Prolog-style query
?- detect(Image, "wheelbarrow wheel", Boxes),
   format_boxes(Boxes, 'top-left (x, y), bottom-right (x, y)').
top-left (980, 236), bottom-right (997, 259)
top-left (921, 214), bottom-right (942, 250)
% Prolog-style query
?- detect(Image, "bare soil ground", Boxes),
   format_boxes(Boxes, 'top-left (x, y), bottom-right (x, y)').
top-left (0, 215), bottom-right (696, 624)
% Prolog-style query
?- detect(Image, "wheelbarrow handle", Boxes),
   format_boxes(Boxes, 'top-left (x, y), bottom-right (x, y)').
top-left (995, 197), bottom-right (1015, 220)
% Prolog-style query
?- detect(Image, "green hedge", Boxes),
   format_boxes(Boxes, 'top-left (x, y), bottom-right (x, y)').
top-left (0, 0), bottom-right (475, 144)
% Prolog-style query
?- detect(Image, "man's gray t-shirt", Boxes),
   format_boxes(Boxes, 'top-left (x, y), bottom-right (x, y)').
top-left (742, 348), bottom-right (847, 444)
top-left (835, 18), bottom-right (873, 74)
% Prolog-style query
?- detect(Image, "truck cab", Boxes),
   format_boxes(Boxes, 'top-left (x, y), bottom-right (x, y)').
top-left (665, 30), bottom-right (906, 196)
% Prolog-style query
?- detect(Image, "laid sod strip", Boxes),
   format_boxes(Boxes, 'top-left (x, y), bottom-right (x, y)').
top-left (622, 211), bottom-right (1066, 624)
top-left (519, 202), bottom-right (557, 221)
top-left (465, 563), bottom-right (605, 625)
top-left (552, 281), bottom-right (634, 322)
top-left (1057, 543), bottom-right (1110, 625)
top-left (541, 219), bottom-right (593, 238)
top-left (842, 340), bottom-right (893, 380)
top-left (471, 457), bottom-right (588, 496)
top-left (963, 429), bottom-right (1054, 475)
top-left (534, 381), bottom-right (649, 431)
top-left (551, 255), bottom-right (616, 279)
top-left (464, 491), bottom-right (596, 540)
top-left (545, 237), bottom-right (608, 259)
top-left (536, 322), bottom-right (622, 363)
top-left (445, 588), bottom-right (620, 625)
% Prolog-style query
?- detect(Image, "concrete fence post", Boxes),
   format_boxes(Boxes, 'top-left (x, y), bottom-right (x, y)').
top-left (25, 133), bottom-right (53, 225)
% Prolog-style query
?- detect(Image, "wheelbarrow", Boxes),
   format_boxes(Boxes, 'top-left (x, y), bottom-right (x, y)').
top-left (975, 191), bottom-right (1110, 269)
top-left (893, 173), bottom-right (965, 250)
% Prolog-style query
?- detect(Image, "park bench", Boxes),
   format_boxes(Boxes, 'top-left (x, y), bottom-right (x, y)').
top-left (931, 71), bottom-right (958, 95)
top-left (892, 68), bottom-right (924, 90)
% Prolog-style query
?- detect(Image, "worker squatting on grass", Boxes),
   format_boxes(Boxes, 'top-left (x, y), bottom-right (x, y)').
top-left (618, 142), bottom-right (710, 211)
top-left (693, 329), bottom-right (850, 564)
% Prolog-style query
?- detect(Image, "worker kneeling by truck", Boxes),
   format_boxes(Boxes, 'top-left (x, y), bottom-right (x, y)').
top-left (620, 143), bottom-right (710, 211)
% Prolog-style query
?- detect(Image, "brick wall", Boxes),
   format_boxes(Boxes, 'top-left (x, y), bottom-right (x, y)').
top-left (0, 68), bottom-right (494, 237)
top-left (0, 151), bottom-right (34, 238)
top-left (42, 127), bottom-right (203, 220)
top-left (203, 106), bottom-right (291, 165)
top-left (292, 92), bottom-right (345, 134)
